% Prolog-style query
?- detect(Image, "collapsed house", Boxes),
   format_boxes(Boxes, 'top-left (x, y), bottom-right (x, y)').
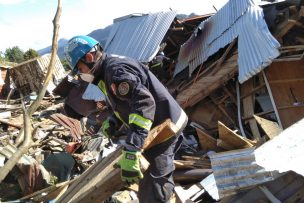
top-left (10, 53), bottom-right (66, 97)
top-left (1, 0), bottom-right (304, 202)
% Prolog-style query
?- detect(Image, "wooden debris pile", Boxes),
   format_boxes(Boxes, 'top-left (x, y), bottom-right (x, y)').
top-left (1, 1), bottom-right (304, 202)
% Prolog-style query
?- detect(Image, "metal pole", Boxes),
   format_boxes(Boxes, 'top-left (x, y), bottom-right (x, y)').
top-left (262, 70), bottom-right (283, 128)
top-left (236, 81), bottom-right (247, 138)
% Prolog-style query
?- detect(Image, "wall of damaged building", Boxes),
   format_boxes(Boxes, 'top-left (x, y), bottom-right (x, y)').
top-left (10, 54), bottom-right (65, 96)
top-left (10, 59), bottom-right (45, 96)
top-left (187, 56), bottom-right (304, 141)
top-left (187, 81), bottom-right (238, 136)
top-left (265, 59), bottom-right (304, 129)
top-left (240, 74), bottom-right (272, 140)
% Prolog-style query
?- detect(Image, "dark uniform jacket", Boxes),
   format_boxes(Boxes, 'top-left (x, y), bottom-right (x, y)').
top-left (93, 54), bottom-right (188, 151)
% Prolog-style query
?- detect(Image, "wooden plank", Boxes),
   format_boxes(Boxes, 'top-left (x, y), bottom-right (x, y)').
top-left (143, 119), bottom-right (175, 149)
top-left (195, 127), bottom-right (221, 152)
top-left (254, 115), bottom-right (283, 139)
top-left (216, 139), bottom-right (235, 150)
top-left (57, 119), bottom-right (176, 203)
top-left (218, 121), bottom-right (255, 149)
top-left (275, 19), bottom-right (297, 39)
top-left (20, 181), bottom-right (72, 201)
top-left (241, 77), bottom-right (261, 139)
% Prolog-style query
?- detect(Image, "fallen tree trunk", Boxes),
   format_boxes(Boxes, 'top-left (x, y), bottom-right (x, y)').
top-left (57, 119), bottom-right (175, 203)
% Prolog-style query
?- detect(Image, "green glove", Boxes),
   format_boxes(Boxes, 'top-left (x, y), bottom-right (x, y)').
top-left (118, 150), bottom-right (143, 183)
top-left (100, 118), bottom-right (115, 138)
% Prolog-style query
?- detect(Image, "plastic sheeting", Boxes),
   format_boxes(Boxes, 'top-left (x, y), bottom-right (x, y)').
top-left (82, 83), bottom-right (105, 102)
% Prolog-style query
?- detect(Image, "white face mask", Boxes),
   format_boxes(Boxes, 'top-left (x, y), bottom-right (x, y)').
top-left (79, 73), bottom-right (95, 83)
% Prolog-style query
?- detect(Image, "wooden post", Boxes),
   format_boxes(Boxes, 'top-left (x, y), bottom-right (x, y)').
top-left (241, 77), bottom-right (261, 139)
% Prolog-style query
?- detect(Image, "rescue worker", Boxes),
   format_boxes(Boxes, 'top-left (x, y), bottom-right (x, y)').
top-left (64, 35), bottom-right (188, 203)
top-left (149, 51), bottom-right (171, 81)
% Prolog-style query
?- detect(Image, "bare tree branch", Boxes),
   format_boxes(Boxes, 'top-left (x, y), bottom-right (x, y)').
top-left (15, 0), bottom-right (62, 146)
top-left (28, 0), bottom-right (62, 116)
top-left (0, 0), bottom-right (62, 183)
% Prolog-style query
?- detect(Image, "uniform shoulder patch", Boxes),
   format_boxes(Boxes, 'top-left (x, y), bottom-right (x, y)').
top-left (118, 82), bottom-right (130, 96)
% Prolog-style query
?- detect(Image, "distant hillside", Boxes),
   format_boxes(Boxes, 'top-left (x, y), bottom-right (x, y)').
top-left (38, 38), bottom-right (68, 59)
top-left (38, 24), bottom-right (112, 59)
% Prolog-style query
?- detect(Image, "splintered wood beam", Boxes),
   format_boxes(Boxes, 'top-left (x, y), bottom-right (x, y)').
top-left (254, 115), bottom-right (283, 139)
top-left (218, 121), bottom-right (255, 149)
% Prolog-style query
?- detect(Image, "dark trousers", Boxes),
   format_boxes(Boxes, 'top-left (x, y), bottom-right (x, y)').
top-left (138, 134), bottom-right (183, 203)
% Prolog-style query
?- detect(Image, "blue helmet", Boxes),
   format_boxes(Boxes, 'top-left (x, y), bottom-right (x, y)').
top-left (64, 35), bottom-right (99, 70)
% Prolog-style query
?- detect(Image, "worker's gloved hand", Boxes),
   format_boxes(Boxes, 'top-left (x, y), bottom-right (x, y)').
top-left (118, 150), bottom-right (143, 183)
top-left (100, 117), bottom-right (116, 138)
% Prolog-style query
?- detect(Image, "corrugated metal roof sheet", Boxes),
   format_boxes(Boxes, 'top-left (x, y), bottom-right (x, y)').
top-left (38, 54), bottom-right (66, 84)
top-left (104, 11), bottom-right (177, 63)
top-left (255, 118), bottom-right (304, 177)
top-left (200, 174), bottom-right (220, 200)
top-left (209, 147), bottom-right (279, 199)
top-left (174, 0), bottom-right (280, 83)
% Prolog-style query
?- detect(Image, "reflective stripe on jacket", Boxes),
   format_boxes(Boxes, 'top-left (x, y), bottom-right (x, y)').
top-left (95, 54), bottom-right (188, 149)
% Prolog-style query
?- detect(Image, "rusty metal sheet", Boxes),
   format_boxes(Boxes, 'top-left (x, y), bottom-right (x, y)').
top-left (50, 113), bottom-right (83, 141)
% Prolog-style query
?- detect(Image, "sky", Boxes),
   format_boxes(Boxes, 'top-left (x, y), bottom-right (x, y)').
top-left (0, 0), bottom-right (228, 53)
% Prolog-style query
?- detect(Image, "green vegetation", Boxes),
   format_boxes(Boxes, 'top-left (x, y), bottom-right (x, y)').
top-left (60, 58), bottom-right (70, 71)
top-left (1, 46), bottom-right (40, 64)
top-left (4, 46), bottom-right (24, 63)
top-left (24, 48), bottom-right (39, 61)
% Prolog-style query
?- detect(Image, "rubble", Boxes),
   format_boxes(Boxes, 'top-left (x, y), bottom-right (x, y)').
top-left (1, 0), bottom-right (304, 202)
